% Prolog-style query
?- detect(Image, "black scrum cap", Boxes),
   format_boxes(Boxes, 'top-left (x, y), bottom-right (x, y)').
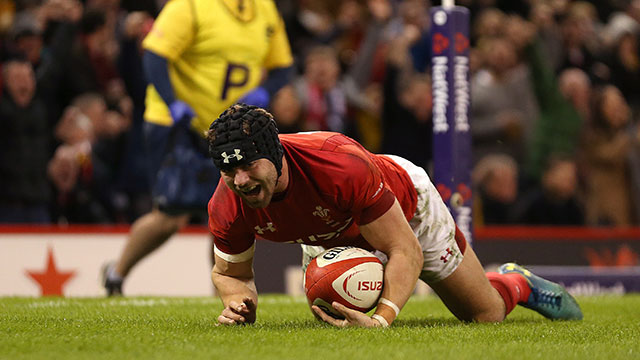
top-left (208, 104), bottom-right (284, 176)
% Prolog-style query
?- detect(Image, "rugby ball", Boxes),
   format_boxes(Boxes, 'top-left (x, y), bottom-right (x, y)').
top-left (304, 246), bottom-right (384, 319)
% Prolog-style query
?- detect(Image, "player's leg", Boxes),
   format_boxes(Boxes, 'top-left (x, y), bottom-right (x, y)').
top-left (427, 245), bottom-right (507, 322)
top-left (115, 210), bottom-right (190, 278)
top-left (386, 155), bottom-right (503, 321)
top-left (103, 209), bottom-right (191, 296)
top-left (494, 263), bottom-right (583, 320)
top-left (103, 123), bottom-right (175, 295)
top-left (389, 154), bottom-right (581, 321)
top-left (424, 237), bottom-right (583, 322)
top-left (419, 227), bottom-right (583, 322)
top-left (385, 155), bottom-right (501, 321)
top-left (104, 122), bottom-right (216, 296)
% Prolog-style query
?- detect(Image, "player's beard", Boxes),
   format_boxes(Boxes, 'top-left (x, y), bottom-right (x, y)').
top-left (238, 168), bottom-right (279, 209)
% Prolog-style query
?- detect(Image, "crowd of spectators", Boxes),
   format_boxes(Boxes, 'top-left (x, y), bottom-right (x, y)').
top-left (1, 0), bottom-right (640, 226)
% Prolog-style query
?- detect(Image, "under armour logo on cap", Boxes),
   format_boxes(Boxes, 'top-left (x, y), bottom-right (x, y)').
top-left (209, 104), bottom-right (284, 175)
top-left (221, 149), bottom-right (243, 163)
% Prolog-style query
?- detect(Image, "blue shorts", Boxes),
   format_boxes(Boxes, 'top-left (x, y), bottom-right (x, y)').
top-left (143, 122), bottom-right (220, 215)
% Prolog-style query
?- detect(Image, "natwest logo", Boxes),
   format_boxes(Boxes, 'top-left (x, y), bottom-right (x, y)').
top-left (454, 56), bottom-right (470, 132)
top-left (457, 183), bottom-right (472, 202)
top-left (455, 32), bottom-right (469, 53)
top-left (432, 56), bottom-right (449, 134)
top-left (436, 183), bottom-right (452, 202)
top-left (432, 33), bottom-right (450, 55)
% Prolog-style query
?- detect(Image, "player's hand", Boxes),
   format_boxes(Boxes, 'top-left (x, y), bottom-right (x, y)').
top-left (169, 100), bottom-right (195, 127)
top-left (217, 297), bottom-right (257, 325)
top-left (238, 87), bottom-right (270, 108)
top-left (312, 302), bottom-right (381, 328)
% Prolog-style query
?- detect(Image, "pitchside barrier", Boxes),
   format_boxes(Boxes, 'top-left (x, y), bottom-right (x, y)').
top-left (1, 225), bottom-right (639, 297)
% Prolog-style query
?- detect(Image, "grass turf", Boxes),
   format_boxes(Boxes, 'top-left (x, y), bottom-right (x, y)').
top-left (1, 295), bottom-right (639, 360)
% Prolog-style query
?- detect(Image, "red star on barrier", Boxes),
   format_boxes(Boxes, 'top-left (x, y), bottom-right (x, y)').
top-left (26, 247), bottom-right (76, 296)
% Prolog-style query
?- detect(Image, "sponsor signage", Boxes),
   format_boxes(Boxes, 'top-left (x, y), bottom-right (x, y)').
top-left (431, 5), bottom-right (473, 245)
top-left (2, 226), bottom-right (639, 296)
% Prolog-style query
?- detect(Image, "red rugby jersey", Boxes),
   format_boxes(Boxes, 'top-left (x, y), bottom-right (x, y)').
top-left (209, 132), bottom-right (418, 257)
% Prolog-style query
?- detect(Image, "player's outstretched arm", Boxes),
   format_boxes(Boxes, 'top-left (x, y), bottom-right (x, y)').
top-left (313, 199), bottom-right (423, 327)
top-left (359, 199), bottom-right (423, 326)
top-left (211, 255), bottom-right (258, 325)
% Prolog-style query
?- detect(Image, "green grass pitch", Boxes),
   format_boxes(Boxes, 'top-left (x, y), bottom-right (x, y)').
top-left (1, 295), bottom-right (639, 360)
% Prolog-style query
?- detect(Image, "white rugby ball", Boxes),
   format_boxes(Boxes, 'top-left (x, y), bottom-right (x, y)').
top-left (304, 246), bottom-right (383, 319)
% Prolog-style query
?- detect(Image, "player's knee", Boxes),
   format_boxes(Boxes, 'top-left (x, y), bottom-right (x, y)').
top-left (453, 305), bottom-right (504, 323)
top-left (471, 307), bottom-right (505, 323)
top-left (470, 295), bottom-right (507, 323)
top-left (454, 294), bottom-right (506, 323)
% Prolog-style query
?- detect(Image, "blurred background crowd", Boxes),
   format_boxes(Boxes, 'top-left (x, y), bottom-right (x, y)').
top-left (1, 0), bottom-right (640, 227)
